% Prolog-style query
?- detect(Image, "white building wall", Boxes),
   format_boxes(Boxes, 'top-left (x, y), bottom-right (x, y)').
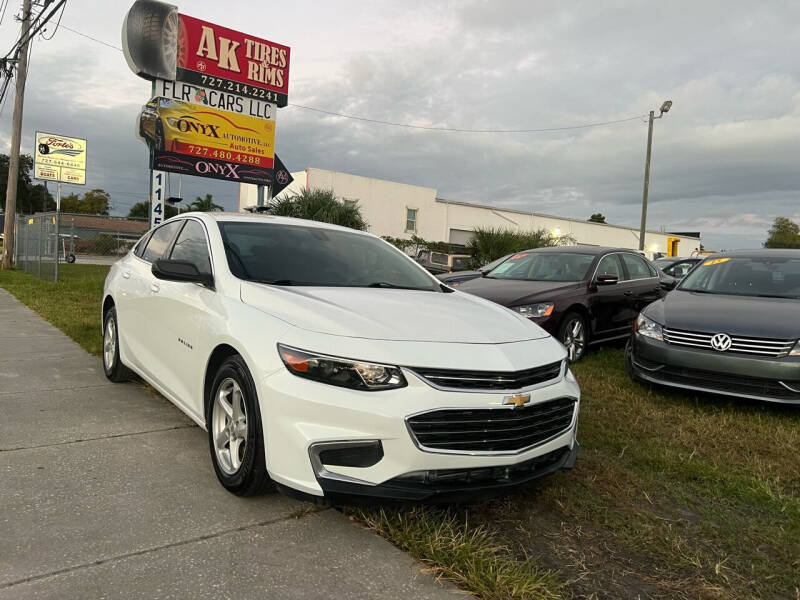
top-left (239, 168), bottom-right (701, 257)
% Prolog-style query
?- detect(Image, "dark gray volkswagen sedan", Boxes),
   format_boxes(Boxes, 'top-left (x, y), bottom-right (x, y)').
top-left (627, 249), bottom-right (800, 403)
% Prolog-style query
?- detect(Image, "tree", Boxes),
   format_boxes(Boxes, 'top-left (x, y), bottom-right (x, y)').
top-left (59, 188), bottom-right (111, 215)
top-left (764, 217), bottom-right (800, 248)
top-left (189, 193), bottom-right (223, 212)
top-left (128, 201), bottom-right (180, 220)
top-left (588, 213), bottom-right (606, 223)
top-left (0, 153), bottom-right (55, 213)
top-left (267, 188), bottom-right (368, 231)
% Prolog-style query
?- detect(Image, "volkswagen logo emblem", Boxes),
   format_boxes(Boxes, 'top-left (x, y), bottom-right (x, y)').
top-left (710, 333), bottom-right (732, 352)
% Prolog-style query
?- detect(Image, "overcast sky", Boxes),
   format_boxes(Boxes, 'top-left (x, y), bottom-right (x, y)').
top-left (1, 0), bottom-right (798, 249)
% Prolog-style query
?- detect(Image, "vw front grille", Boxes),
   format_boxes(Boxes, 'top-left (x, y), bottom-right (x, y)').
top-left (663, 328), bottom-right (795, 357)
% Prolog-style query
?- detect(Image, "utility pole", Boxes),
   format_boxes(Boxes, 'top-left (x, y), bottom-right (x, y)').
top-left (1, 0), bottom-right (33, 270)
top-left (638, 111), bottom-right (655, 251)
top-left (638, 99), bottom-right (673, 252)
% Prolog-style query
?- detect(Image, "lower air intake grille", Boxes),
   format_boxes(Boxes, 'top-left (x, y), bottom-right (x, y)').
top-left (407, 396), bottom-right (576, 453)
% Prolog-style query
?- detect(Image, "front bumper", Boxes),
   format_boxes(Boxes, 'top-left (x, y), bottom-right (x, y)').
top-left (629, 334), bottom-right (800, 404)
top-left (259, 365), bottom-right (581, 499)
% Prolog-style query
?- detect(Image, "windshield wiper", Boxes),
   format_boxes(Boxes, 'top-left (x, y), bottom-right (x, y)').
top-left (364, 282), bottom-right (432, 291)
top-left (253, 279), bottom-right (300, 286)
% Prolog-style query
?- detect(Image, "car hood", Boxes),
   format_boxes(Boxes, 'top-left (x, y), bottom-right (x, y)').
top-left (646, 290), bottom-right (800, 338)
top-left (457, 277), bottom-right (583, 307)
top-left (240, 282), bottom-right (549, 343)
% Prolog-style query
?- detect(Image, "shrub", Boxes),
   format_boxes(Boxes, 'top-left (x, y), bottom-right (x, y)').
top-left (467, 227), bottom-right (574, 267)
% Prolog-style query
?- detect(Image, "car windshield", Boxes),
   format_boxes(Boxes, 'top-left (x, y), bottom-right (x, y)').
top-left (486, 251), bottom-right (595, 282)
top-left (218, 221), bottom-right (439, 291)
top-left (679, 256), bottom-right (800, 298)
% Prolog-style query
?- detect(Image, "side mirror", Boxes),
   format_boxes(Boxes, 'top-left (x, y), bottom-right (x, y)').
top-left (152, 259), bottom-right (213, 288)
top-left (660, 277), bottom-right (678, 291)
top-left (596, 274), bottom-right (618, 285)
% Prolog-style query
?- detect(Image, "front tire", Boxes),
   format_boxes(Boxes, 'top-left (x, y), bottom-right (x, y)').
top-left (559, 311), bottom-right (588, 362)
top-left (103, 307), bottom-right (134, 382)
top-left (207, 356), bottom-right (272, 496)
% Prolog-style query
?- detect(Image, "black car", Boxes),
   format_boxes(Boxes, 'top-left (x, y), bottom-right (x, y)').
top-left (436, 254), bottom-right (512, 286)
top-left (627, 249), bottom-right (800, 403)
top-left (653, 257), bottom-right (702, 279)
top-left (458, 246), bottom-right (671, 361)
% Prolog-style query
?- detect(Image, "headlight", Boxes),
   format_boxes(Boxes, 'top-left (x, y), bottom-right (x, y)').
top-left (635, 313), bottom-right (663, 341)
top-left (790, 340), bottom-right (800, 356)
top-left (277, 345), bottom-right (407, 391)
top-left (512, 302), bottom-right (554, 318)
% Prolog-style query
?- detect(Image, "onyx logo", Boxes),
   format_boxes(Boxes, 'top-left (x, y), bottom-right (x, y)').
top-left (175, 116), bottom-right (221, 138)
top-left (194, 161), bottom-right (241, 179)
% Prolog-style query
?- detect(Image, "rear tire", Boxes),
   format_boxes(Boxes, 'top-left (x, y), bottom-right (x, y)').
top-left (207, 356), bottom-right (273, 496)
top-left (558, 311), bottom-right (588, 362)
top-left (102, 307), bottom-right (134, 382)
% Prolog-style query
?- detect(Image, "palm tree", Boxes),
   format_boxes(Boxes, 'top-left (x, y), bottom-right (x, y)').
top-left (267, 188), bottom-right (368, 231)
top-left (189, 193), bottom-right (223, 212)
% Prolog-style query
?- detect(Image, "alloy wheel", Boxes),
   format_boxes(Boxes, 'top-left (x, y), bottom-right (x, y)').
top-left (212, 378), bottom-right (249, 475)
top-left (103, 318), bottom-right (116, 370)
top-left (562, 317), bottom-right (586, 362)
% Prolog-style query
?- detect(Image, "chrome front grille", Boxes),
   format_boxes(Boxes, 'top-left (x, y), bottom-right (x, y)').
top-left (409, 361), bottom-right (563, 392)
top-left (663, 328), bottom-right (795, 357)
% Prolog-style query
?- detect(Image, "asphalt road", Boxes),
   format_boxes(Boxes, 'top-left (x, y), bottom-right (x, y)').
top-left (0, 288), bottom-right (463, 600)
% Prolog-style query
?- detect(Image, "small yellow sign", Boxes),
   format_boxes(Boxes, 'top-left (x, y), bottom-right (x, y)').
top-left (34, 132), bottom-right (87, 185)
top-left (702, 258), bottom-right (731, 266)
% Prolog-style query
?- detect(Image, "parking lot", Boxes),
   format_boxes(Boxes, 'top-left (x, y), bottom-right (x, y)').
top-left (0, 287), bottom-right (461, 599)
top-left (1, 265), bottom-right (798, 600)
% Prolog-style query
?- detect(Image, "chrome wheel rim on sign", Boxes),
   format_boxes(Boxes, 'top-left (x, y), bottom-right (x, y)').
top-left (103, 319), bottom-right (116, 370)
top-left (212, 378), bottom-right (248, 475)
top-left (563, 318), bottom-right (586, 361)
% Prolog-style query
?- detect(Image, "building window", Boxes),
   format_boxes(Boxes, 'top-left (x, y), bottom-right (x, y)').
top-left (405, 208), bottom-right (417, 233)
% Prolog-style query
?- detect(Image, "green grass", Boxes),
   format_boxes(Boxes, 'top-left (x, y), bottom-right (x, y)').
top-left (0, 264), bottom-right (109, 354)
top-left (2, 266), bottom-right (799, 599)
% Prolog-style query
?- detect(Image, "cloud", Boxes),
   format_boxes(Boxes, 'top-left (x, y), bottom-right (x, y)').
top-left (0, 0), bottom-right (797, 250)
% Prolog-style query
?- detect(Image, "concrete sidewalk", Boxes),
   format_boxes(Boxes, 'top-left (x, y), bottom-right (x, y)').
top-left (0, 288), bottom-right (463, 600)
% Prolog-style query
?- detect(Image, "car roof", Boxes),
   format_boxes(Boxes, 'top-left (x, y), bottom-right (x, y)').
top-left (705, 248), bottom-right (800, 259)
top-left (517, 245), bottom-right (638, 255)
top-left (168, 211), bottom-right (373, 236)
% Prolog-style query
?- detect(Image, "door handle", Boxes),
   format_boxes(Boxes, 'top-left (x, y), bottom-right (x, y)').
top-left (623, 291), bottom-right (633, 296)
top-left (150, 282), bottom-right (160, 293)
top-left (121, 269), bottom-right (131, 279)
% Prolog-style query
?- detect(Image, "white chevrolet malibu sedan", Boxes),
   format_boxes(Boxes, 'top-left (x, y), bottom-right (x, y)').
top-left (102, 212), bottom-right (580, 502)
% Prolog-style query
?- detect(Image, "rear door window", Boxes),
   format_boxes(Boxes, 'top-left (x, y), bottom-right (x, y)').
top-left (621, 253), bottom-right (654, 280)
top-left (141, 221), bottom-right (182, 263)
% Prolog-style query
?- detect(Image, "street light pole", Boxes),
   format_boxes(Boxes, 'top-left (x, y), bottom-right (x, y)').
top-left (638, 111), bottom-right (655, 251)
top-left (638, 100), bottom-right (672, 252)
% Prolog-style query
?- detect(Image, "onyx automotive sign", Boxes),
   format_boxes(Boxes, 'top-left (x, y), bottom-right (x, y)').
top-left (122, 0), bottom-right (290, 106)
top-left (153, 153), bottom-right (274, 186)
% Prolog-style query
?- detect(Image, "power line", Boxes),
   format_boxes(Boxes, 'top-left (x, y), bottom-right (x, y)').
top-left (60, 24), bottom-right (120, 51)
top-left (58, 24), bottom-right (649, 135)
top-left (39, 0), bottom-right (65, 41)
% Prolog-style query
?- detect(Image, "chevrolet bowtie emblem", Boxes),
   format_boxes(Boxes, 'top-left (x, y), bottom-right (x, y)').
top-left (503, 393), bottom-right (530, 408)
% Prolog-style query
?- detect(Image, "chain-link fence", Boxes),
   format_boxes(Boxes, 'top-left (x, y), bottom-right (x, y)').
top-left (14, 212), bottom-right (149, 281)
top-left (14, 213), bottom-right (58, 281)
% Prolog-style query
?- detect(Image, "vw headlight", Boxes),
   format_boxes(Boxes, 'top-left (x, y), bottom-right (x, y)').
top-left (278, 345), bottom-right (407, 391)
top-left (512, 302), bottom-right (554, 318)
top-left (635, 313), bottom-right (663, 341)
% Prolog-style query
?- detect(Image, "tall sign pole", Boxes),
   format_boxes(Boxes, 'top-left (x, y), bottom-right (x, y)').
top-left (1, 0), bottom-right (32, 270)
top-left (54, 181), bottom-right (60, 282)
